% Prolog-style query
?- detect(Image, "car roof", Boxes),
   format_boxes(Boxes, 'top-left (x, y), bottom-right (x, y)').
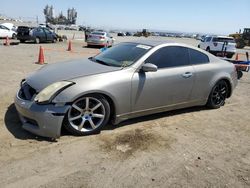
top-left (206, 35), bottom-right (234, 39)
top-left (127, 40), bottom-right (176, 47)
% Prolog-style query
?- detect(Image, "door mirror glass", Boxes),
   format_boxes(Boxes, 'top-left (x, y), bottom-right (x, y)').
top-left (141, 63), bottom-right (158, 72)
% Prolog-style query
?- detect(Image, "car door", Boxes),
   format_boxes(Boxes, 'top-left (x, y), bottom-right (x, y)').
top-left (0, 25), bottom-right (9, 38)
top-left (188, 48), bottom-right (212, 101)
top-left (35, 28), bottom-right (46, 41)
top-left (43, 28), bottom-right (53, 41)
top-left (131, 46), bottom-right (195, 112)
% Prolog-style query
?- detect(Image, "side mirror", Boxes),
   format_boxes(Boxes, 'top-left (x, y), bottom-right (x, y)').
top-left (141, 63), bottom-right (158, 72)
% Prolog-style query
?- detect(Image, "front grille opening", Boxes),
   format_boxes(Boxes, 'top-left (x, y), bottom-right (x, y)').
top-left (18, 82), bottom-right (37, 101)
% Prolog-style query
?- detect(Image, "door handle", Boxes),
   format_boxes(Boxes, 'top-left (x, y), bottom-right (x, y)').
top-left (182, 72), bottom-right (193, 78)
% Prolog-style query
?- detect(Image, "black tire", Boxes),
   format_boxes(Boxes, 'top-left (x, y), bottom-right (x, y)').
top-left (35, 37), bottom-right (40, 44)
top-left (20, 40), bottom-right (25, 43)
top-left (206, 47), bottom-right (210, 52)
top-left (64, 94), bottom-right (110, 136)
top-left (207, 80), bottom-right (229, 109)
top-left (237, 71), bottom-right (243, 79)
top-left (12, 33), bottom-right (17, 39)
top-left (226, 54), bottom-right (234, 59)
top-left (53, 38), bottom-right (57, 43)
top-left (197, 45), bottom-right (200, 48)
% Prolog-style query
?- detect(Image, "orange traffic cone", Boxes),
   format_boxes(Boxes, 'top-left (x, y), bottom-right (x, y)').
top-left (235, 53), bottom-right (239, 61)
top-left (4, 36), bottom-right (10, 46)
top-left (67, 40), bottom-right (72, 51)
top-left (37, 46), bottom-right (45, 65)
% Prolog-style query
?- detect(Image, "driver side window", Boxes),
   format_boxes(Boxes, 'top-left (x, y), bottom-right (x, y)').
top-left (145, 46), bottom-right (190, 69)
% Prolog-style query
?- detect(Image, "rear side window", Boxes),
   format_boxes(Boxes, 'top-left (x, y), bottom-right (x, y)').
top-left (189, 49), bottom-right (209, 65)
top-left (205, 37), bottom-right (212, 42)
top-left (92, 32), bottom-right (105, 35)
top-left (145, 46), bottom-right (190, 68)
top-left (212, 37), bottom-right (235, 43)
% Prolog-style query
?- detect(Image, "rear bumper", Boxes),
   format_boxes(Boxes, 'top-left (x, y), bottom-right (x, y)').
top-left (14, 93), bottom-right (70, 138)
top-left (87, 40), bottom-right (106, 46)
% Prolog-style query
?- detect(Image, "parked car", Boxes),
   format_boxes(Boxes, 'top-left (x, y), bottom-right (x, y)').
top-left (0, 24), bottom-right (17, 38)
top-left (198, 36), bottom-right (236, 58)
top-left (126, 32), bottom-right (133, 36)
top-left (17, 26), bottom-right (57, 43)
top-left (1, 22), bottom-right (17, 31)
top-left (86, 31), bottom-right (114, 47)
top-left (15, 41), bottom-right (238, 138)
top-left (117, 32), bottom-right (126, 36)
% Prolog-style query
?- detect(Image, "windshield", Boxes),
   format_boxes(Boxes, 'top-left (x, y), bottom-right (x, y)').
top-left (91, 43), bottom-right (152, 67)
top-left (213, 37), bottom-right (235, 43)
top-left (91, 32), bottom-right (105, 35)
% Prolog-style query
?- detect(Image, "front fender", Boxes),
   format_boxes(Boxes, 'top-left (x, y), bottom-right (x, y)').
top-left (52, 69), bottom-right (133, 116)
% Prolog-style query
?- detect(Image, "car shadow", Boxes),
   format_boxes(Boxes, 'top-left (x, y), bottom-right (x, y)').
top-left (5, 103), bottom-right (209, 141)
top-left (103, 106), bottom-right (208, 131)
top-left (82, 45), bottom-right (102, 49)
top-left (4, 103), bottom-right (55, 142)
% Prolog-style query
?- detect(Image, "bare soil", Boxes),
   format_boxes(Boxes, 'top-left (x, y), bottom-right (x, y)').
top-left (0, 35), bottom-right (250, 188)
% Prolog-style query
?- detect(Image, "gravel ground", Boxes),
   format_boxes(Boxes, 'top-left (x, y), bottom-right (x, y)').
top-left (0, 34), bottom-right (250, 188)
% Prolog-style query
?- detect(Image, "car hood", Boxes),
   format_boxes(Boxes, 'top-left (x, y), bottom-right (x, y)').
top-left (26, 58), bottom-right (121, 91)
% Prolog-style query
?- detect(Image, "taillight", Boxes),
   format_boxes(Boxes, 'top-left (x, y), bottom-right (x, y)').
top-left (213, 42), bottom-right (218, 46)
top-left (99, 36), bottom-right (105, 39)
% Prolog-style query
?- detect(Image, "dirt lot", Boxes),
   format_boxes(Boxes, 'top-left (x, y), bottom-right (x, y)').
top-left (0, 35), bottom-right (250, 188)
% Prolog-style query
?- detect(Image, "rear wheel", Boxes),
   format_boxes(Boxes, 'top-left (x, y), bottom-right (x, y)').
top-left (206, 47), bottom-right (210, 52)
top-left (52, 38), bottom-right (57, 43)
top-left (207, 80), bottom-right (229, 109)
top-left (64, 95), bottom-right (110, 136)
top-left (226, 54), bottom-right (234, 58)
top-left (35, 37), bottom-right (40, 44)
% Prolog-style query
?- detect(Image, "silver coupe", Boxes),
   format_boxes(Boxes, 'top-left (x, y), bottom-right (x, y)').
top-left (15, 41), bottom-right (238, 138)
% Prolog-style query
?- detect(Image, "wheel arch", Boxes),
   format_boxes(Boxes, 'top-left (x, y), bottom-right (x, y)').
top-left (209, 76), bottom-right (232, 99)
top-left (64, 91), bottom-right (117, 123)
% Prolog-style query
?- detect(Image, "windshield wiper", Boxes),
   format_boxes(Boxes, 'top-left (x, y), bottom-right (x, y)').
top-left (89, 57), bottom-right (110, 66)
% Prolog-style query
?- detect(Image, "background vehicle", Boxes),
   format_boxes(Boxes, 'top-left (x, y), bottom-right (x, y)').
top-left (117, 32), bottom-right (126, 36)
top-left (15, 41), bottom-right (237, 138)
top-left (230, 28), bottom-right (250, 49)
top-left (0, 24), bottom-right (17, 38)
top-left (17, 26), bottom-right (57, 43)
top-left (87, 31), bottom-right (114, 47)
top-left (198, 36), bottom-right (236, 58)
top-left (134, 29), bottom-right (151, 37)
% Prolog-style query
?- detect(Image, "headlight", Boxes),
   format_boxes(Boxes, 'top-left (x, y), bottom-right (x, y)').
top-left (34, 81), bottom-right (74, 104)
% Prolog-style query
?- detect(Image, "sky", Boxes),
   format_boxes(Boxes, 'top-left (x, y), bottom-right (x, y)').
top-left (1, 0), bottom-right (249, 34)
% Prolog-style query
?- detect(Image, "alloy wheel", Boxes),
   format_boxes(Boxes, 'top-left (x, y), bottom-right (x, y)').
top-left (211, 82), bottom-right (228, 106)
top-left (68, 97), bottom-right (106, 132)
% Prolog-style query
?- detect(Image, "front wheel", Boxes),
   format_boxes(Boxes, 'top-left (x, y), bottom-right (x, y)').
top-left (207, 80), bottom-right (229, 109)
top-left (12, 33), bottom-right (17, 39)
top-left (52, 38), bottom-right (57, 43)
top-left (64, 95), bottom-right (110, 136)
